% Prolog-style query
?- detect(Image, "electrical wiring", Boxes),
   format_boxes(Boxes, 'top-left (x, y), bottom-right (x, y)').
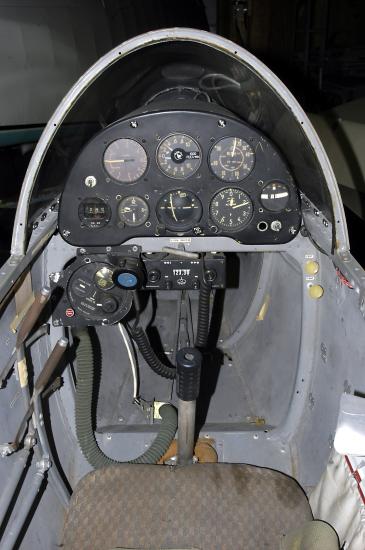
top-left (118, 322), bottom-right (139, 401)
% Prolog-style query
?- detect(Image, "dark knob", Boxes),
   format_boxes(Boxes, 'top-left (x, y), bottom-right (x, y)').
top-left (101, 296), bottom-right (118, 313)
top-left (205, 269), bottom-right (217, 283)
top-left (148, 269), bottom-right (161, 283)
top-left (176, 347), bottom-right (202, 401)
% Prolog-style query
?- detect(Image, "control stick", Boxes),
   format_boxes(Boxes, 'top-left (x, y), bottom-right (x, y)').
top-left (176, 347), bottom-right (202, 466)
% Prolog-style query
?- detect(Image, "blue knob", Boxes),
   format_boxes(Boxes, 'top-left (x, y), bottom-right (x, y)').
top-left (117, 272), bottom-right (138, 288)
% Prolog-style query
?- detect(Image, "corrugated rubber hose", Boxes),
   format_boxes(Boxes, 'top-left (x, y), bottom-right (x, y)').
top-left (74, 328), bottom-right (177, 470)
top-left (195, 282), bottom-right (211, 348)
top-left (130, 325), bottom-right (177, 380)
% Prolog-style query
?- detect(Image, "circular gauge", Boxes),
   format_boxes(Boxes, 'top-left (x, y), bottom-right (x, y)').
top-left (260, 181), bottom-right (290, 212)
top-left (156, 134), bottom-right (201, 179)
top-left (103, 138), bottom-right (147, 183)
top-left (210, 188), bottom-right (253, 231)
top-left (118, 195), bottom-right (149, 227)
top-left (95, 267), bottom-right (114, 290)
top-left (157, 190), bottom-right (202, 231)
top-left (78, 197), bottom-right (111, 229)
top-left (209, 137), bottom-right (255, 182)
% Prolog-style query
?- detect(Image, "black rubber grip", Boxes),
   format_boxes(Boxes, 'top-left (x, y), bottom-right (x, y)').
top-left (176, 347), bottom-right (202, 401)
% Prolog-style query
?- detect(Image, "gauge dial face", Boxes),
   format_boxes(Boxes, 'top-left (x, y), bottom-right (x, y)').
top-left (103, 139), bottom-right (148, 183)
top-left (260, 181), bottom-right (290, 212)
top-left (209, 137), bottom-right (255, 182)
top-left (210, 188), bottom-right (253, 231)
top-left (118, 195), bottom-right (149, 227)
top-left (156, 134), bottom-right (201, 179)
top-left (95, 266), bottom-right (114, 290)
top-left (157, 190), bottom-right (202, 231)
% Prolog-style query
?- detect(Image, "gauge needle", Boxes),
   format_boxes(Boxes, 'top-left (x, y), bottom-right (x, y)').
top-left (170, 194), bottom-right (177, 221)
top-left (232, 138), bottom-right (237, 156)
top-left (105, 158), bottom-right (134, 163)
top-left (105, 159), bottom-right (125, 163)
top-left (232, 201), bottom-right (250, 208)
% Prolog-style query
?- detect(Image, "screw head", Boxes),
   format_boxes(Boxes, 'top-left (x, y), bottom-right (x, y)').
top-left (218, 119), bottom-right (226, 127)
top-left (62, 229), bottom-right (71, 237)
top-left (130, 121), bottom-right (138, 128)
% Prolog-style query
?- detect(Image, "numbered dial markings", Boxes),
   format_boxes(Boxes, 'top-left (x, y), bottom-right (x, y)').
top-left (118, 196), bottom-right (149, 227)
top-left (157, 190), bottom-right (202, 231)
top-left (210, 188), bottom-right (253, 231)
top-left (103, 139), bottom-right (147, 183)
top-left (260, 181), bottom-right (290, 212)
top-left (209, 137), bottom-right (255, 182)
top-left (157, 134), bottom-right (201, 179)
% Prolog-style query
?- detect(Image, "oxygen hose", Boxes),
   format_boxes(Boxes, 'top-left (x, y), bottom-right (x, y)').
top-left (73, 328), bottom-right (177, 470)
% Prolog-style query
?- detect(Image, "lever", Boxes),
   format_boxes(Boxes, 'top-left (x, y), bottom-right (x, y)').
top-left (176, 347), bottom-right (202, 465)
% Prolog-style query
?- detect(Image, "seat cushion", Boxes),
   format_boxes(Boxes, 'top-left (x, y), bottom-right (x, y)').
top-left (63, 463), bottom-right (313, 550)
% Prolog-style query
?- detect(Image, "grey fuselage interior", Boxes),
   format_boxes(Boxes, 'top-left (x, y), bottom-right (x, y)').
top-left (0, 29), bottom-right (364, 550)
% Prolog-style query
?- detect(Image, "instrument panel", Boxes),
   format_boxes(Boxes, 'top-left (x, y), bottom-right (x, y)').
top-left (59, 107), bottom-right (301, 247)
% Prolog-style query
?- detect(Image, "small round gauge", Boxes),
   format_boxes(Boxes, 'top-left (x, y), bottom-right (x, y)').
top-left (118, 195), bottom-right (149, 227)
top-left (260, 181), bottom-right (290, 212)
top-left (210, 188), bottom-right (253, 231)
top-left (103, 138), bottom-right (147, 183)
top-left (209, 137), bottom-right (255, 182)
top-left (78, 197), bottom-right (111, 229)
top-left (157, 190), bottom-right (202, 231)
top-left (95, 267), bottom-right (114, 290)
top-left (156, 134), bottom-right (201, 179)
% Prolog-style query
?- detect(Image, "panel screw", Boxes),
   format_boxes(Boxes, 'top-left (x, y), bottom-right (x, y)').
top-left (132, 245), bottom-right (138, 252)
top-left (130, 121), bottom-right (138, 128)
top-left (62, 229), bottom-right (71, 237)
top-left (218, 119), bottom-right (226, 127)
top-left (323, 219), bottom-right (329, 227)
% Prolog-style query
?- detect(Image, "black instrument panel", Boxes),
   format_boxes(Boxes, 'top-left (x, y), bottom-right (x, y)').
top-left (59, 108), bottom-right (301, 246)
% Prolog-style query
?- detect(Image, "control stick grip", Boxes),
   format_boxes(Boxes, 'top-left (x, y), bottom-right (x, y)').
top-left (176, 348), bottom-right (202, 402)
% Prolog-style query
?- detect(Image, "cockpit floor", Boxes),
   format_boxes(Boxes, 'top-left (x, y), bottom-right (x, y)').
top-left (62, 463), bottom-right (312, 550)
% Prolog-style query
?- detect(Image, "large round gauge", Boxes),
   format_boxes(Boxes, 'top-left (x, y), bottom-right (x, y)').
top-left (260, 181), bottom-right (290, 212)
top-left (157, 190), bottom-right (202, 231)
top-left (103, 139), bottom-right (148, 183)
top-left (210, 188), bottom-right (253, 231)
top-left (156, 134), bottom-right (201, 179)
top-left (118, 196), bottom-right (149, 227)
top-left (209, 137), bottom-right (255, 182)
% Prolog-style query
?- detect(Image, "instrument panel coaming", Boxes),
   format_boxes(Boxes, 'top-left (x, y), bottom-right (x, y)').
top-left (58, 108), bottom-right (301, 248)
